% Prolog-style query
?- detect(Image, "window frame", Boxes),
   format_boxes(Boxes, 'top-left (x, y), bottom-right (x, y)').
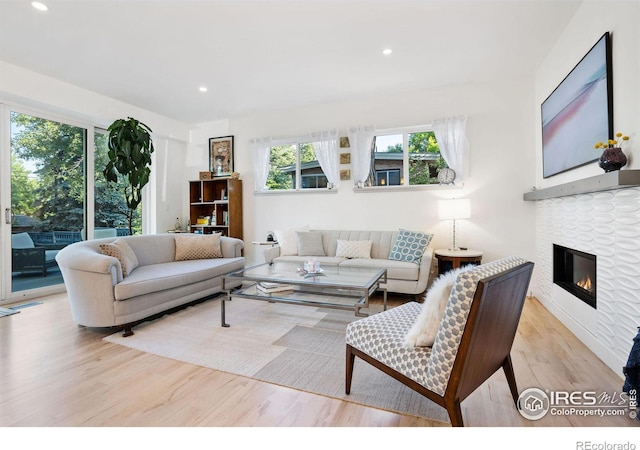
top-left (356, 124), bottom-right (461, 192)
top-left (261, 136), bottom-right (331, 194)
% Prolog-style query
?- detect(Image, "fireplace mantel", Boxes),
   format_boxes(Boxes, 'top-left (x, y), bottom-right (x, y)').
top-left (523, 169), bottom-right (640, 201)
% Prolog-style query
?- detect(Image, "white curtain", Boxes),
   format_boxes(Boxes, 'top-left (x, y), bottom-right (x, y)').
top-left (311, 130), bottom-right (340, 189)
top-left (432, 116), bottom-right (469, 183)
top-left (347, 125), bottom-right (375, 185)
top-left (251, 137), bottom-right (272, 191)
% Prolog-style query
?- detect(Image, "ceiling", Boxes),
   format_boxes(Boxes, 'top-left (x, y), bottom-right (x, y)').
top-left (0, 0), bottom-right (582, 124)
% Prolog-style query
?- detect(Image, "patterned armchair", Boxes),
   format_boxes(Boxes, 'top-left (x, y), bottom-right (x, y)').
top-left (345, 256), bottom-right (534, 426)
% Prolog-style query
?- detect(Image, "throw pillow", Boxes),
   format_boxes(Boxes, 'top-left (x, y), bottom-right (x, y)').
top-left (99, 238), bottom-right (139, 278)
top-left (404, 266), bottom-right (474, 347)
top-left (388, 229), bottom-right (433, 264)
top-left (273, 225), bottom-right (309, 256)
top-left (335, 240), bottom-right (372, 259)
top-left (296, 231), bottom-right (325, 256)
top-left (175, 233), bottom-right (223, 261)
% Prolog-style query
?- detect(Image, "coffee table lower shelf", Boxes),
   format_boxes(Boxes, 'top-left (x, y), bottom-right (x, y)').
top-left (221, 283), bottom-right (386, 327)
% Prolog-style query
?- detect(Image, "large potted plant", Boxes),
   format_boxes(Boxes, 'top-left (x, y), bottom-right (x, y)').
top-left (103, 117), bottom-right (154, 235)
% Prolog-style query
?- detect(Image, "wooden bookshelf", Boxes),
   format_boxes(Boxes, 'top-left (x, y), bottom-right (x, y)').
top-left (189, 178), bottom-right (243, 240)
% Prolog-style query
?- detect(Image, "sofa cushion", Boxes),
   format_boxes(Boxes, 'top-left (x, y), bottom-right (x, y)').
top-left (388, 229), bottom-right (433, 264)
top-left (296, 231), bottom-right (325, 256)
top-left (114, 257), bottom-right (244, 301)
top-left (274, 255), bottom-right (346, 266)
top-left (339, 258), bottom-right (420, 281)
top-left (336, 239), bottom-right (372, 259)
top-left (174, 233), bottom-right (222, 261)
top-left (274, 225), bottom-right (309, 256)
top-left (11, 232), bottom-right (35, 249)
top-left (99, 238), bottom-right (139, 278)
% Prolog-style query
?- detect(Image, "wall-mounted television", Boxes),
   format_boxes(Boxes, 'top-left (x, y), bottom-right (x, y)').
top-left (542, 32), bottom-right (613, 178)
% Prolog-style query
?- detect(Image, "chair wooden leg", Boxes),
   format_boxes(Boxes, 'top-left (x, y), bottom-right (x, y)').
top-left (345, 344), bottom-right (356, 394)
top-left (446, 399), bottom-right (464, 427)
top-left (502, 355), bottom-right (519, 405)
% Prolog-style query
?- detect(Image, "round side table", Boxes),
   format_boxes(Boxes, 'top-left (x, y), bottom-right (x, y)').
top-left (435, 249), bottom-right (483, 276)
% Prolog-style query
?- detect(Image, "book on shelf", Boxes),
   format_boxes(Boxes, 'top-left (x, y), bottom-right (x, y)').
top-left (256, 282), bottom-right (294, 294)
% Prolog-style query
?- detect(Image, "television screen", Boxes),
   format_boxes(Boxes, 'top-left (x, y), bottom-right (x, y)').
top-left (541, 32), bottom-right (613, 178)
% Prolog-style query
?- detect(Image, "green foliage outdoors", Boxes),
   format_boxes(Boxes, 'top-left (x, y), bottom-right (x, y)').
top-left (408, 131), bottom-right (446, 185)
top-left (371, 131), bottom-right (446, 185)
top-left (10, 155), bottom-right (38, 218)
top-left (11, 112), bottom-right (85, 231)
top-left (10, 112), bottom-right (140, 236)
top-left (267, 143), bottom-right (320, 190)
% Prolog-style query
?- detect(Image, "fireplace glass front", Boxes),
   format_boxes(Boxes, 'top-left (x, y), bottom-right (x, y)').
top-left (553, 244), bottom-right (596, 309)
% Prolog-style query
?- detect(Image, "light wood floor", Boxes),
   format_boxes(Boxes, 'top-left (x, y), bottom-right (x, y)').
top-left (0, 292), bottom-right (636, 428)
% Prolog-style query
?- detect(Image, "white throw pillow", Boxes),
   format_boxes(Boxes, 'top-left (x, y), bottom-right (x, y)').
top-left (274, 225), bottom-right (309, 256)
top-left (335, 239), bottom-right (372, 259)
top-left (404, 265), bottom-right (474, 347)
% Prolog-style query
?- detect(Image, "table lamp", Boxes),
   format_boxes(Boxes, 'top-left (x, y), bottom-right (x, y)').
top-left (438, 198), bottom-right (471, 251)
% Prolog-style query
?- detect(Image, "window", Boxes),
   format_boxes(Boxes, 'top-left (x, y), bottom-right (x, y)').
top-left (368, 128), bottom-right (446, 187)
top-left (267, 141), bottom-right (328, 191)
top-left (94, 130), bottom-right (139, 235)
top-left (9, 110), bottom-right (87, 292)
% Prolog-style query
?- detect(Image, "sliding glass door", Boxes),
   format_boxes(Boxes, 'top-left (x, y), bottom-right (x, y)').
top-left (93, 130), bottom-right (139, 237)
top-left (7, 110), bottom-right (87, 295)
top-left (1, 106), bottom-right (145, 303)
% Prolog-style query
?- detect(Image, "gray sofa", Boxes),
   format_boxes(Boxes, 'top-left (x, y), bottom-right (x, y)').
top-left (55, 233), bottom-right (244, 335)
top-left (263, 229), bottom-right (433, 296)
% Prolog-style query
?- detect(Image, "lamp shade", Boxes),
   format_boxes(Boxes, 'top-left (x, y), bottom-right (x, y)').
top-left (439, 199), bottom-right (471, 220)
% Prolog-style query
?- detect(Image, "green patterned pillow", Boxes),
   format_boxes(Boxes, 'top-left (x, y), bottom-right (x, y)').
top-left (388, 229), bottom-right (433, 264)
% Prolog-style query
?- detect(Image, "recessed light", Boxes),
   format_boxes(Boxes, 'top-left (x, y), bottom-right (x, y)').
top-left (31, 2), bottom-right (49, 11)
top-left (199, 86), bottom-right (208, 93)
top-left (382, 48), bottom-right (392, 55)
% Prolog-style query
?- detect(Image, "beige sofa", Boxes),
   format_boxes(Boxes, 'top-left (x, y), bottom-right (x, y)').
top-left (55, 234), bottom-right (244, 336)
top-left (263, 229), bottom-right (433, 296)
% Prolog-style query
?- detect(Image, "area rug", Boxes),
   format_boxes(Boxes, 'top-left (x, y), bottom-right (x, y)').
top-left (103, 297), bottom-right (449, 423)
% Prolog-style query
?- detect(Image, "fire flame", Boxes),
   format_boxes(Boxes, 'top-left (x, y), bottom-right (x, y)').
top-left (577, 275), bottom-right (592, 292)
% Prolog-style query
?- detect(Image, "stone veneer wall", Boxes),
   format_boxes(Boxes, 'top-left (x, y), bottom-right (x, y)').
top-left (533, 187), bottom-right (640, 376)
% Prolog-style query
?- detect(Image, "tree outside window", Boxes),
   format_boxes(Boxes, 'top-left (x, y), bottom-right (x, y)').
top-left (368, 129), bottom-right (446, 187)
top-left (267, 142), bottom-right (327, 191)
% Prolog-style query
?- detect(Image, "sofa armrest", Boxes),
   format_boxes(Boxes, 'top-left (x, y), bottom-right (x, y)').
top-left (220, 236), bottom-right (245, 258)
top-left (55, 245), bottom-right (120, 276)
top-left (263, 245), bottom-right (281, 263)
top-left (416, 247), bottom-right (434, 293)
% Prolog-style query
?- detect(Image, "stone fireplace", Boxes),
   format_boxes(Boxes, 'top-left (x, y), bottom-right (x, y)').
top-left (528, 175), bottom-right (640, 376)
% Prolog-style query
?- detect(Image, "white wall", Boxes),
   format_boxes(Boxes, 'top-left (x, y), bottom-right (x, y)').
top-left (230, 79), bottom-right (537, 266)
top-left (534, 1), bottom-right (640, 188)
top-left (0, 61), bottom-right (192, 233)
top-left (532, 1), bottom-right (640, 376)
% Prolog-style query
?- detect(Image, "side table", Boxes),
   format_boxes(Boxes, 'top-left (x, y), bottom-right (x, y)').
top-left (435, 249), bottom-right (483, 276)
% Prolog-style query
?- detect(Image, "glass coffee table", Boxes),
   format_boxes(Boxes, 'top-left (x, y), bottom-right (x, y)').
top-left (220, 262), bottom-right (387, 327)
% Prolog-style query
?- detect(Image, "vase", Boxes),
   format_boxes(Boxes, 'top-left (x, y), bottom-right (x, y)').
top-left (598, 147), bottom-right (627, 172)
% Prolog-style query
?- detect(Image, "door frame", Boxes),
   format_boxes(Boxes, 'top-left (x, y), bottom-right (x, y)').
top-left (0, 103), bottom-right (94, 304)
